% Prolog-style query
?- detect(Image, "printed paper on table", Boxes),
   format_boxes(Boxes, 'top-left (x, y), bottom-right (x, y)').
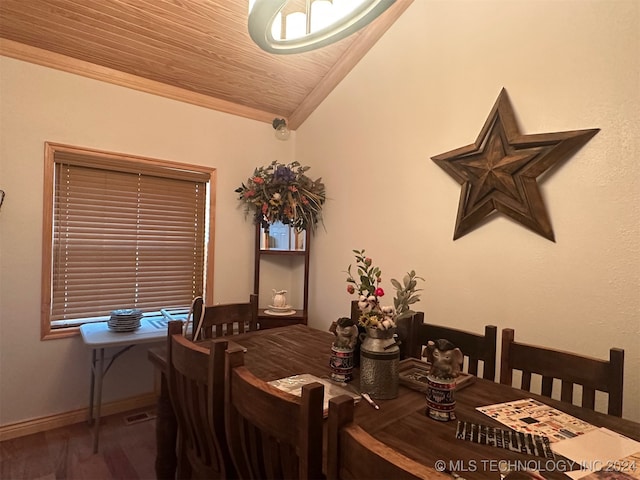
top-left (477, 398), bottom-right (597, 442)
top-left (268, 373), bottom-right (360, 417)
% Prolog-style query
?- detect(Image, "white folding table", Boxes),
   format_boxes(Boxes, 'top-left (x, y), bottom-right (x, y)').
top-left (79, 318), bottom-right (173, 453)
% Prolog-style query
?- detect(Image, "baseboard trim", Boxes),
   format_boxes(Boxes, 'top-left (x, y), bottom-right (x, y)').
top-left (0, 393), bottom-right (157, 442)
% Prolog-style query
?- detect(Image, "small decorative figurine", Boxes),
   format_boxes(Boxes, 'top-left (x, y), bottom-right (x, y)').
top-left (425, 338), bottom-right (463, 422)
top-left (333, 317), bottom-right (359, 349)
top-left (424, 339), bottom-right (463, 379)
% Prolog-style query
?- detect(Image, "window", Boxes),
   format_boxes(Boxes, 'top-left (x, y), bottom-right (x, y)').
top-left (41, 143), bottom-right (215, 339)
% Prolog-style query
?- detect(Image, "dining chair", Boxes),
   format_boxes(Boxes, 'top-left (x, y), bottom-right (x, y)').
top-left (191, 294), bottom-right (258, 341)
top-left (326, 395), bottom-right (449, 480)
top-left (405, 313), bottom-right (498, 381)
top-left (224, 347), bottom-right (325, 480)
top-left (500, 328), bottom-right (625, 417)
top-left (166, 320), bottom-right (235, 479)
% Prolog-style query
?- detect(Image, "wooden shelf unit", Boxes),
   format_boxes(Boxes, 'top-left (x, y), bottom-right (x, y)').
top-left (254, 224), bottom-right (310, 329)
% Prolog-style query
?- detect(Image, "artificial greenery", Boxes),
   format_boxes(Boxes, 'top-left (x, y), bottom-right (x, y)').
top-left (235, 160), bottom-right (326, 232)
top-left (346, 249), bottom-right (424, 329)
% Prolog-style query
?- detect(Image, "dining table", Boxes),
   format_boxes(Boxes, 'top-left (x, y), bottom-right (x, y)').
top-left (148, 323), bottom-right (640, 480)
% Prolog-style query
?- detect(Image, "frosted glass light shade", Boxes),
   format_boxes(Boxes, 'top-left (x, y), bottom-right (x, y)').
top-left (285, 12), bottom-right (307, 39)
top-left (248, 0), bottom-right (396, 54)
top-left (310, 1), bottom-right (333, 33)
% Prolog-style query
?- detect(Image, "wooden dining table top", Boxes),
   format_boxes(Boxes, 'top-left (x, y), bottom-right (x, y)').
top-left (148, 323), bottom-right (640, 480)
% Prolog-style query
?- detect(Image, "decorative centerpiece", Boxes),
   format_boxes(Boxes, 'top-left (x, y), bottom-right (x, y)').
top-left (345, 249), bottom-right (423, 399)
top-left (234, 160), bottom-right (326, 233)
top-left (424, 339), bottom-right (463, 421)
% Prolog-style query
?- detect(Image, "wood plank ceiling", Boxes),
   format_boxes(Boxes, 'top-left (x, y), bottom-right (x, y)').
top-left (0, 0), bottom-right (411, 129)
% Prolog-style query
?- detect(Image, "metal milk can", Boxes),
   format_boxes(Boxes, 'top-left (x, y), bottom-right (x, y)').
top-left (359, 327), bottom-right (400, 399)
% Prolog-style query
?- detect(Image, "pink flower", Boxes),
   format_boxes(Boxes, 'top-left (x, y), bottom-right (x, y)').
top-left (346, 285), bottom-right (355, 294)
top-left (375, 288), bottom-right (385, 297)
top-left (244, 190), bottom-right (255, 198)
top-left (365, 257), bottom-right (372, 266)
top-left (253, 176), bottom-right (264, 184)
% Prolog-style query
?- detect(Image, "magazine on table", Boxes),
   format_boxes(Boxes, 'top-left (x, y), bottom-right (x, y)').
top-left (268, 373), bottom-right (360, 417)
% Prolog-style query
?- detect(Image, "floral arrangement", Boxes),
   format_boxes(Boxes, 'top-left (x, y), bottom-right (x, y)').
top-left (345, 249), bottom-right (424, 330)
top-left (235, 160), bottom-right (326, 232)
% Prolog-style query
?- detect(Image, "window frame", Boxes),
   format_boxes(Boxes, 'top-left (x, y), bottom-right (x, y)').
top-left (41, 142), bottom-right (216, 339)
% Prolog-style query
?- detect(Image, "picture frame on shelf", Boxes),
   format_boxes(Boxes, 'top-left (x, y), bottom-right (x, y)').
top-left (260, 221), bottom-right (290, 250)
top-left (259, 221), bottom-right (307, 251)
top-left (290, 228), bottom-right (306, 251)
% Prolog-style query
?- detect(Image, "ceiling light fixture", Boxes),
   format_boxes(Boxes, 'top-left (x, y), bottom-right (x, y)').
top-left (248, 0), bottom-right (396, 54)
top-left (273, 118), bottom-right (291, 140)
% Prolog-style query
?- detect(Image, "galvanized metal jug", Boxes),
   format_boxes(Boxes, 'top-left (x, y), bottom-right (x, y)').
top-left (359, 327), bottom-right (400, 399)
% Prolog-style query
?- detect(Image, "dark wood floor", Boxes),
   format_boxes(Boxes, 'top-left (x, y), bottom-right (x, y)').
top-left (1, 409), bottom-right (157, 480)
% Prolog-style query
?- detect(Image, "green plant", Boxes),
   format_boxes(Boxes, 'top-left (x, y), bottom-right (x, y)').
top-left (345, 249), bottom-right (424, 329)
top-left (235, 160), bottom-right (326, 232)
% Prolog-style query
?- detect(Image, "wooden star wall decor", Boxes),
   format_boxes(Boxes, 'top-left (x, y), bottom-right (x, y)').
top-left (431, 88), bottom-right (599, 242)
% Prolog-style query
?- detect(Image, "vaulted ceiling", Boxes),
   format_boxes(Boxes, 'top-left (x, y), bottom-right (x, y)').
top-left (0, 0), bottom-right (411, 130)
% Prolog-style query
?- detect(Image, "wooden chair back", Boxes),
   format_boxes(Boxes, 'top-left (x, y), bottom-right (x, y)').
top-left (191, 294), bottom-right (258, 341)
top-left (224, 348), bottom-right (324, 480)
top-left (327, 395), bottom-right (449, 480)
top-left (405, 314), bottom-right (497, 381)
top-left (500, 328), bottom-right (624, 417)
top-left (166, 320), bottom-right (234, 479)
top-left (349, 299), bottom-right (360, 325)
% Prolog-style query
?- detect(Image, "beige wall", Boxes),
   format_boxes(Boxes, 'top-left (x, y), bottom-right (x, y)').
top-left (1, 0), bottom-right (638, 428)
top-left (0, 57), bottom-right (294, 426)
top-left (297, 0), bottom-right (640, 420)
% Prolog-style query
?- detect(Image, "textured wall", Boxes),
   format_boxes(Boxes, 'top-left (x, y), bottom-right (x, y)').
top-left (1, 0), bottom-right (638, 427)
top-left (0, 57), bottom-right (293, 426)
top-left (297, 0), bottom-right (640, 421)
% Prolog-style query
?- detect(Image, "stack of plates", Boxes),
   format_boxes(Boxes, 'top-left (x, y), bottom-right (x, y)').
top-left (264, 304), bottom-right (296, 316)
top-left (108, 309), bottom-right (143, 332)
